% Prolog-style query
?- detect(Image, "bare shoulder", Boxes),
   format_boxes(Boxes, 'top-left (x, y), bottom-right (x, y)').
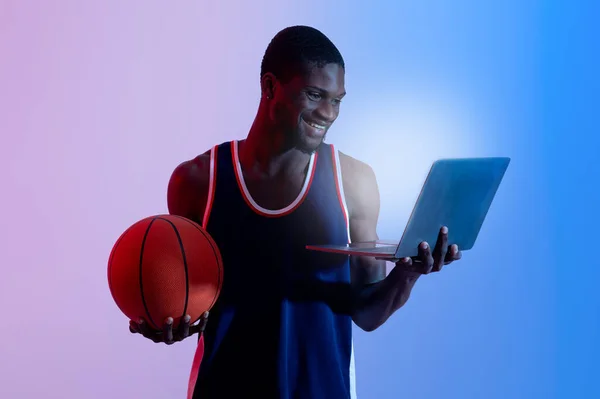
top-left (338, 151), bottom-right (380, 219)
top-left (167, 149), bottom-right (212, 222)
top-left (338, 151), bottom-right (373, 175)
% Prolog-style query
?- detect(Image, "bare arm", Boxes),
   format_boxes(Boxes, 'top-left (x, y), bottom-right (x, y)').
top-left (340, 152), bottom-right (420, 332)
top-left (167, 150), bottom-right (211, 223)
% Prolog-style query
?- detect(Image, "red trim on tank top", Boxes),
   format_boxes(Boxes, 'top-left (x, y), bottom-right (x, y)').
top-left (187, 335), bottom-right (205, 399)
top-left (231, 140), bottom-right (318, 218)
top-left (202, 145), bottom-right (218, 229)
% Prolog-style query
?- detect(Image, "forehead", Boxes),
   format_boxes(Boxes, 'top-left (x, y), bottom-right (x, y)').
top-left (287, 63), bottom-right (345, 95)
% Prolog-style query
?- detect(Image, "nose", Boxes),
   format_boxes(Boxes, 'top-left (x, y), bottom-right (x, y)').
top-left (315, 101), bottom-right (338, 123)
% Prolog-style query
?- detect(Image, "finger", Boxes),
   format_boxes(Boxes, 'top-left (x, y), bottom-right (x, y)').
top-left (418, 242), bottom-right (434, 274)
top-left (444, 244), bottom-right (457, 263)
top-left (137, 318), bottom-right (153, 336)
top-left (129, 320), bottom-right (140, 334)
top-left (199, 311), bottom-right (209, 333)
top-left (190, 311), bottom-right (210, 336)
top-left (178, 315), bottom-right (192, 339)
top-left (444, 245), bottom-right (462, 264)
top-left (432, 226), bottom-right (449, 272)
top-left (397, 256), bottom-right (413, 271)
top-left (163, 317), bottom-right (174, 345)
top-left (399, 257), bottom-right (423, 276)
top-left (134, 318), bottom-right (164, 343)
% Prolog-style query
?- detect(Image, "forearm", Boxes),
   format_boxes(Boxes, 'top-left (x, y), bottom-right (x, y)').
top-left (351, 266), bottom-right (420, 332)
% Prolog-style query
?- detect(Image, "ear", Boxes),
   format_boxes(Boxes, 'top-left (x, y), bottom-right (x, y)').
top-left (261, 72), bottom-right (277, 99)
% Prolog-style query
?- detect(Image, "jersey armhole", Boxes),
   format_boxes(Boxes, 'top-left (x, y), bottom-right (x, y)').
top-left (201, 145), bottom-right (218, 229)
top-left (331, 147), bottom-right (357, 397)
top-left (330, 145), bottom-right (351, 243)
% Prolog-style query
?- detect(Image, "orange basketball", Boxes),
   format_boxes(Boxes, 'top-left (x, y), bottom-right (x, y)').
top-left (108, 214), bottom-right (223, 330)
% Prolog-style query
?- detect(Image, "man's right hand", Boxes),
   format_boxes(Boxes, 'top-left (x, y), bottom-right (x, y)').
top-left (129, 311), bottom-right (209, 345)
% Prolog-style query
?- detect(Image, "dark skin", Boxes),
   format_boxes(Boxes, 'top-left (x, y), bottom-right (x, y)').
top-left (129, 312), bottom-right (209, 345)
top-left (343, 151), bottom-right (462, 331)
top-left (130, 62), bottom-right (462, 343)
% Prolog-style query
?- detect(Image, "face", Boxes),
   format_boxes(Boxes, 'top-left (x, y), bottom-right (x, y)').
top-left (266, 63), bottom-right (346, 154)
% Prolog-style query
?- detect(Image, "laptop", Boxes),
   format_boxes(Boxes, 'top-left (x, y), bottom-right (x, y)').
top-left (306, 157), bottom-right (511, 261)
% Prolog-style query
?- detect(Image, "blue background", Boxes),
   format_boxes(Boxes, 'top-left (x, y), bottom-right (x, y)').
top-left (328, 1), bottom-right (598, 398)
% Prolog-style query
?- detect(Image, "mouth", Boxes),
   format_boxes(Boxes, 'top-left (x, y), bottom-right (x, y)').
top-left (302, 118), bottom-right (328, 137)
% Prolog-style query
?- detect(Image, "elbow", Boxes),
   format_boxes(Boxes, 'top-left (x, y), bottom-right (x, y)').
top-left (359, 323), bottom-right (380, 333)
top-left (352, 314), bottom-right (384, 332)
top-left (351, 297), bottom-right (387, 332)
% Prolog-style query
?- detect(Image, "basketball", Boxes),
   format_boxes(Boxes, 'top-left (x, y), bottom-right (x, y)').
top-left (108, 214), bottom-right (223, 330)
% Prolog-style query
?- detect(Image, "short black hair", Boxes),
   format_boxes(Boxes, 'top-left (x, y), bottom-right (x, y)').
top-left (260, 25), bottom-right (345, 83)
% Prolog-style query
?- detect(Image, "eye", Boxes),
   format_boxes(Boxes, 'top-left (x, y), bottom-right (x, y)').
top-left (332, 99), bottom-right (342, 106)
top-left (306, 91), bottom-right (322, 101)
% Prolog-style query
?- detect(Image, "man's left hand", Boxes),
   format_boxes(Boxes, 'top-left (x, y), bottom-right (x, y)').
top-left (397, 226), bottom-right (462, 274)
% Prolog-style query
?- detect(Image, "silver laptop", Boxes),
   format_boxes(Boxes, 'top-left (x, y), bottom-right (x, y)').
top-left (306, 157), bottom-right (511, 260)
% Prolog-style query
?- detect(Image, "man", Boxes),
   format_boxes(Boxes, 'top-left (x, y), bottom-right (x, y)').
top-left (130, 25), bottom-right (461, 398)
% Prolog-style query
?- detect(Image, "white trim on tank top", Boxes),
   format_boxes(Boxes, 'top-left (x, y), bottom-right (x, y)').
top-left (332, 146), bottom-right (357, 399)
top-left (232, 140), bottom-right (316, 216)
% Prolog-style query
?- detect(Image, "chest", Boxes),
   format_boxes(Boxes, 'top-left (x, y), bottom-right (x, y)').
top-left (208, 192), bottom-right (351, 288)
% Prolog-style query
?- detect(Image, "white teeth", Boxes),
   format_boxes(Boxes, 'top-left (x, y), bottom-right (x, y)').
top-left (307, 121), bottom-right (325, 130)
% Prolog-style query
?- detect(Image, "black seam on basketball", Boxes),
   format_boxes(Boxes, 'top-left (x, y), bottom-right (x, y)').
top-left (170, 215), bottom-right (223, 317)
top-left (156, 217), bottom-right (190, 323)
top-left (139, 218), bottom-right (159, 329)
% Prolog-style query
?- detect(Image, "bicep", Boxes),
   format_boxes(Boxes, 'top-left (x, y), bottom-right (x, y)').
top-left (343, 156), bottom-right (386, 286)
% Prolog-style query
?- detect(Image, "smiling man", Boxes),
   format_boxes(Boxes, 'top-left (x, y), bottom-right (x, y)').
top-left (130, 25), bottom-right (461, 399)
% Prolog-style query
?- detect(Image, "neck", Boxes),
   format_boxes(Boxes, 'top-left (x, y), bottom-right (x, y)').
top-left (240, 104), bottom-right (311, 178)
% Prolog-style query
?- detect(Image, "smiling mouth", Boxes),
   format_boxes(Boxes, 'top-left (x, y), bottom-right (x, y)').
top-left (303, 118), bottom-right (327, 132)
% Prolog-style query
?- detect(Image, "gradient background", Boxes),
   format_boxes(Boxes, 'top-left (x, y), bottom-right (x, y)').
top-left (1, 1), bottom-right (597, 398)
